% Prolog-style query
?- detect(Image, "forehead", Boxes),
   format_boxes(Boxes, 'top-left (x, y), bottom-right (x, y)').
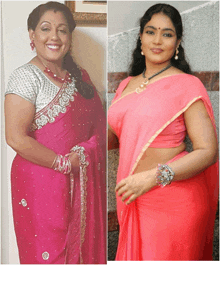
top-left (145, 13), bottom-right (175, 29)
top-left (38, 10), bottom-right (68, 26)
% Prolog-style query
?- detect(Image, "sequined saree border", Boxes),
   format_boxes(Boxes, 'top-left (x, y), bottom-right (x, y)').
top-left (30, 79), bottom-right (77, 131)
top-left (70, 145), bottom-right (89, 264)
top-left (129, 96), bottom-right (203, 175)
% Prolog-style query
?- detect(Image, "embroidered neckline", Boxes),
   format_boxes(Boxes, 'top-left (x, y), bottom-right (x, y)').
top-left (30, 78), bottom-right (77, 131)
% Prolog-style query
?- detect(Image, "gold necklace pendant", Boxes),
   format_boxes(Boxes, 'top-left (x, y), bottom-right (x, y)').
top-left (136, 80), bottom-right (149, 94)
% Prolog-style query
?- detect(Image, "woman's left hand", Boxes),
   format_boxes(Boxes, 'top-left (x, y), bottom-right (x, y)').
top-left (115, 169), bottom-right (156, 205)
top-left (68, 152), bottom-right (80, 172)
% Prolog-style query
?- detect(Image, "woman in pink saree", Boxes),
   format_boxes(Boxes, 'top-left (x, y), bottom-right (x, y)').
top-left (108, 4), bottom-right (218, 261)
top-left (5, 2), bottom-right (106, 264)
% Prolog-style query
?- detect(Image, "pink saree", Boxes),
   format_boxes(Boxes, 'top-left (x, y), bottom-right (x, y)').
top-left (10, 69), bottom-right (106, 264)
top-left (108, 74), bottom-right (218, 261)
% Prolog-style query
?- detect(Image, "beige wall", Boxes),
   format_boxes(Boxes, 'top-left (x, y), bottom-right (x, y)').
top-left (1, 0), bottom-right (106, 264)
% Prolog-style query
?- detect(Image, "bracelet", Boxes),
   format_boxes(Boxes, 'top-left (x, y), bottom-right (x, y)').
top-left (156, 164), bottom-right (175, 187)
top-left (51, 155), bottom-right (58, 169)
top-left (53, 154), bottom-right (72, 174)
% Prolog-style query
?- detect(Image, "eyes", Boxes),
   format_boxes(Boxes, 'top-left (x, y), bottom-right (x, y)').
top-left (145, 30), bottom-right (174, 38)
top-left (41, 26), bottom-right (68, 34)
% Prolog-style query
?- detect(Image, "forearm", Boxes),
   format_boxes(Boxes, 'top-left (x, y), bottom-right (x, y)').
top-left (168, 148), bottom-right (217, 181)
top-left (149, 148), bottom-right (217, 188)
top-left (7, 135), bottom-right (56, 168)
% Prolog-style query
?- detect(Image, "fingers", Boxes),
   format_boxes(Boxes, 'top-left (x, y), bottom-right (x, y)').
top-left (126, 194), bottom-right (138, 205)
top-left (117, 185), bottom-right (128, 197)
top-left (121, 190), bottom-right (134, 202)
top-left (115, 179), bottom-right (126, 192)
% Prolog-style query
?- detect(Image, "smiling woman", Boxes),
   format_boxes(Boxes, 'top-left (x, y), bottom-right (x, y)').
top-left (29, 10), bottom-right (72, 66)
top-left (4, 1), bottom-right (106, 264)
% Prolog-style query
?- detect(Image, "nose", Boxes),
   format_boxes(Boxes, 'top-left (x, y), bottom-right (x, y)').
top-left (50, 29), bottom-right (59, 41)
top-left (153, 32), bottom-right (162, 45)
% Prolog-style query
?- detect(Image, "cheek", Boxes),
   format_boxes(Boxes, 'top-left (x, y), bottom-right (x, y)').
top-left (63, 36), bottom-right (71, 46)
top-left (165, 39), bottom-right (177, 50)
top-left (35, 34), bottom-right (47, 44)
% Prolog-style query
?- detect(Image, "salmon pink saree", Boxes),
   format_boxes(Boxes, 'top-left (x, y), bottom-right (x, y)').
top-left (108, 74), bottom-right (218, 261)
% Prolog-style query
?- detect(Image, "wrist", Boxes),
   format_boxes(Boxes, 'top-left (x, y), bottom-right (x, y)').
top-left (142, 168), bottom-right (157, 189)
top-left (149, 168), bottom-right (157, 188)
top-left (52, 154), bottom-right (72, 174)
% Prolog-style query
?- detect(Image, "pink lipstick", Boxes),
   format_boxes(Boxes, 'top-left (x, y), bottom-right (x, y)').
top-left (151, 48), bottom-right (163, 54)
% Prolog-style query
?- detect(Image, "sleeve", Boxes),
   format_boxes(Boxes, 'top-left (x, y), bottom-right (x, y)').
top-left (5, 66), bottom-right (39, 105)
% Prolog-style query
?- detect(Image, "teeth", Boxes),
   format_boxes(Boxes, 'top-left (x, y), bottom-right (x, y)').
top-left (47, 45), bottom-right (60, 49)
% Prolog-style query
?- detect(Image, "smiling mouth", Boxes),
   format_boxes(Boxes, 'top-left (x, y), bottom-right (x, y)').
top-left (46, 44), bottom-right (61, 51)
top-left (151, 48), bottom-right (163, 54)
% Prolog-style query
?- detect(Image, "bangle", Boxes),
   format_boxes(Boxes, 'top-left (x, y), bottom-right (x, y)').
top-left (53, 154), bottom-right (71, 174)
top-left (156, 164), bottom-right (175, 187)
top-left (51, 155), bottom-right (58, 169)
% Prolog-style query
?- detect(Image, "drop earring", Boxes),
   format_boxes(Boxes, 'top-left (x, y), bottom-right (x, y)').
top-left (30, 40), bottom-right (35, 51)
top-left (140, 37), bottom-right (144, 56)
top-left (175, 47), bottom-right (179, 60)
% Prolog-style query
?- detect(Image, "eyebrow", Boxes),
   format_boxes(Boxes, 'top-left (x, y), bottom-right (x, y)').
top-left (40, 21), bottom-right (68, 27)
top-left (145, 25), bottom-right (175, 33)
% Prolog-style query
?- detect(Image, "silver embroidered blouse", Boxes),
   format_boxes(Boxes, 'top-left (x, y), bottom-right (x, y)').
top-left (5, 63), bottom-right (73, 112)
top-left (5, 63), bottom-right (77, 131)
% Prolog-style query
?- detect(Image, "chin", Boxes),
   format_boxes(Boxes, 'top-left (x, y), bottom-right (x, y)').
top-left (44, 54), bottom-right (65, 62)
top-left (148, 56), bottom-right (172, 65)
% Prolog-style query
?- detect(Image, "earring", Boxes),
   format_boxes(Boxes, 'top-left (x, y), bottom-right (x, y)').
top-left (140, 43), bottom-right (144, 56)
top-left (30, 40), bottom-right (35, 51)
top-left (175, 47), bottom-right (179, 60)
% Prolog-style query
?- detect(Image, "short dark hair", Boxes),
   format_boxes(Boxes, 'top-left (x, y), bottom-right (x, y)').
top-left (27, 1), bottom-right (76, 32)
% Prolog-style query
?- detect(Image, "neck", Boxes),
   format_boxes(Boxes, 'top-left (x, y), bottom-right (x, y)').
top-left (36, 55), bottom-right (65, 75)
top-left (144, 60), bottom-right (171, 78)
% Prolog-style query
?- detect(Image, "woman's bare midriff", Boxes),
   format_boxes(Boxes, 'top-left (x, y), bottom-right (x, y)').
top-left (133, 142), bottom-right (186, 174)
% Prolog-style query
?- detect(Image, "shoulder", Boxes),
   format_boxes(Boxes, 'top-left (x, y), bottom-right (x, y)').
top-left (5, 63), bottom-right (41, 103)
top-left (116, 76), bottom-right (133, 91)
top-left (77, 66), bottom-right (93, 85)
top-left (176, 73), bottom-right (204, 86)
top-left (174, 73), bottom-right (207, 93)
top-left (8, 63), bottom-right (41, 84)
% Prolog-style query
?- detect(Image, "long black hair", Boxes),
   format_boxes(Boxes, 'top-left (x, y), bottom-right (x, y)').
top-left (129, 3), bottom-right (192, 76)
top-left (28, 1), bottom-right (94, 99)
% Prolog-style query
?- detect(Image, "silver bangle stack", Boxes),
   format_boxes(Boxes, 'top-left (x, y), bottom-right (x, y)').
top-left (156, 164), bottom-right (175, 187)
top-left (51, 154), bottom-right (72, 174)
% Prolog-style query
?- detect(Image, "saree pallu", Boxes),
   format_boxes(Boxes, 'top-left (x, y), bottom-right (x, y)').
top-left (108, 74), bottom-right (218, 261)
top-left (11, 70), bottom-right (106, 264)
